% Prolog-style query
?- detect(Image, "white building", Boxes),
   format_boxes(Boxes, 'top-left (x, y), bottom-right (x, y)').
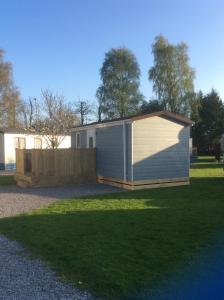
top-left (0, 128), bottom-right (71, 170)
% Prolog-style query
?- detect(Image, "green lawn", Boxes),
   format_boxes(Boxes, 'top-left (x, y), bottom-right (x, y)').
top-left (0, 157), bottom-right (224, 299)
top-left (0, 175), bottom-right (15, 186)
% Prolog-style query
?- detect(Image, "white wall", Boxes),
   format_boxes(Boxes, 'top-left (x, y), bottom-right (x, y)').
top-left (41, 135), bottom-right (71, 149)
top-left (3, 133), bottom-right (71, 166)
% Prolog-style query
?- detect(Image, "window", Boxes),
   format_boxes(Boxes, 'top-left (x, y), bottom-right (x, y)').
top-left (19, 138), bottom-right (26, 149)
top-left (14, 137), bottom-right (26, 149)
top-left (89, 136), bottom-right (94, 148)
top-left (14, 137), bottom-right (19, 149)
top-left (34, 137), bottom-right (42, 149)
top-left (76, 133), bottom-right (81, 148)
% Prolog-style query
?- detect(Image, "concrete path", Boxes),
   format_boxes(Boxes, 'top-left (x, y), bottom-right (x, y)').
top-left (0, 184), bottom-right (122, 218)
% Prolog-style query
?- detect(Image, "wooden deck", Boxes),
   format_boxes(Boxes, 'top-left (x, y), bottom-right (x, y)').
top-left (98, 175), bottom-right (190, 190)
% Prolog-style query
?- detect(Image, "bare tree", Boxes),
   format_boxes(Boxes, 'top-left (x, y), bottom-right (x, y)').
top-left (74, 99), bottom-right (93, 125)
top-left (20, 98), bottom-right (34, 129)
top-left (20, 97), bottom-right (41, 129)
top-left (35, 90), bottom-right (79, 148)
top-left (0, 49), bottom-right (11, 100)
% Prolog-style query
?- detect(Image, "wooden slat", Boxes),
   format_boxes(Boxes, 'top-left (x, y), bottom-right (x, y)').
top-left (14, 148), bottom-right (97, 187)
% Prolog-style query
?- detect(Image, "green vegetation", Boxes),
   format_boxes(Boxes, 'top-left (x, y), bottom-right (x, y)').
top-left (190, 156), bottom-right (224, 177)
top-left (0, 175), bottom-right (15, 186)
top-left (148, 35), bottom-right (195, 116)
top-left (191, 90), bottom-right (224, 155)
top-left (0, 158), bottom-right (224, 299)
top-left (96, 47), bottom-right (143, 120)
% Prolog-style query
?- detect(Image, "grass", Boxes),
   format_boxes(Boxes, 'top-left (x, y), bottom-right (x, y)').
top-left (0, 157), bottom-right (224, 299)
top-left (0, 175), bottom-right (15, 186)
top-left (190, 156), bottom-right (224, 177)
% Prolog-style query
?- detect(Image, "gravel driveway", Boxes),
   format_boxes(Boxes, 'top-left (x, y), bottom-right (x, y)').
top-left (0, 184), bottom-right (122, 218)
top-left (0, 235), bottom-right (93, 300)
top-left (0, 184), bottom-right (122, 299)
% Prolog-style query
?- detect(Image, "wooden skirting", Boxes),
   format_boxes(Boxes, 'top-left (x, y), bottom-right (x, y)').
top-left (14, 172), bottom-right (97, 188)
top-left (98, 175), bottom-right (190, 190)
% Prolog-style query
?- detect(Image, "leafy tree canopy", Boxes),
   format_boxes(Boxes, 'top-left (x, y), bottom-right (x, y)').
top-left (192, 89), bottom-right (224, 154)
top-left (149, 35), bottom-right (195, 116)
top-left (97, 47), bottom-right (143, 120)
top-left (140, 99), bottom-right (163, 114)
top-left (0, 49), bottom-right (21, 127)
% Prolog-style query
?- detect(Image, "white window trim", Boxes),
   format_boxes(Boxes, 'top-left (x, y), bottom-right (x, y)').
top-left (86, 128), bottom-right (96, 148)
top-left (34, 137), bottom-right (42, 149)
top-left (88, 136), bottom-right (94, 149)
top-left (14, 137), bottom-right (26, 149)
top-left (76, 132), bottom-right (81, 148)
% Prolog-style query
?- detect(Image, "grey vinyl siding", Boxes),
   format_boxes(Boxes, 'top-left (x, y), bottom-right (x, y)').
top-left (133, 116), bottom-right (190, 181)
top-left (71, 130), bottom-right (87, 148)
top-left (96, 125), bottom-right (124, 180)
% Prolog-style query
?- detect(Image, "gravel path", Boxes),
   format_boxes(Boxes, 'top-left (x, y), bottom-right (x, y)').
top-left (0, 184), bottom-right (122, 299)
top-left (0, 184), bottom-right (122, 218)
top-left (0, 235), bottom-right (94, 300)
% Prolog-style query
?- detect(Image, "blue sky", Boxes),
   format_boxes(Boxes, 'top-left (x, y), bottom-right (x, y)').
top-left (1, 0), bottom-right (224, 104)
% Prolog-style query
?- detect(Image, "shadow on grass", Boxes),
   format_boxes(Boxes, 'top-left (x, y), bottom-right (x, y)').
top-left (0, 176), bottom-right (224, 299)
top-left (191, 163), bottom-right (224, 169)
top-left (196, 157), bottom-right (216, 163)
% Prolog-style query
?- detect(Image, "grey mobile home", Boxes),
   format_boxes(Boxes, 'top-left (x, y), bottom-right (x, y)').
top-left (71, 111), bottom-right (193, 190)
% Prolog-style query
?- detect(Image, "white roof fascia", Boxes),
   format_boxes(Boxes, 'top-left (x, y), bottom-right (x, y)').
top-left (71, 119), bottom-right (132, 131)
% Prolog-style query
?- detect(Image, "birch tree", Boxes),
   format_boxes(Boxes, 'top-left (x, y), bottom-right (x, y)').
top-left (97, 47), bottom-right (143, 120)
top-left (149, 35), bottom-right (195, 116)
top-left (0, 49), bottom-right (21, 127)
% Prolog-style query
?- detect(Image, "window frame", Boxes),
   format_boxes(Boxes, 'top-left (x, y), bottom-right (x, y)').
top-left (34, 137), bottom-right (42, 149)
top-left (19, 137), bottom-right (26, 149)
top-left (76, 132), bottom-right (81, 148)
top-left (88, 136), bottom-right (94, 149)
top-left (14, 137), bottom-right (26, 149)
top-left (14, 137), bottom-right (19, 149)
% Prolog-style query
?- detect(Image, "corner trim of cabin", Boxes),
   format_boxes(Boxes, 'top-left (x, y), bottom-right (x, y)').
top-left (98, 175), bottom-right (190, 190)
top-left (131, 121), bottom-right (134, 181)
top-left (123, 121), bottom-right (126, 181)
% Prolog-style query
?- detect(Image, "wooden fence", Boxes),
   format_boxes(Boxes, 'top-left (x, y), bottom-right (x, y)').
top-left (15, 148), bottom-right (96, 187)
